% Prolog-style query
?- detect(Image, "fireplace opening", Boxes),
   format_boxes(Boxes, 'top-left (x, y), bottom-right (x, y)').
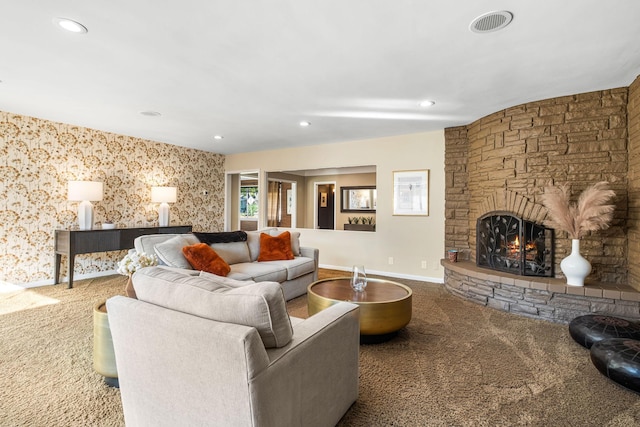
top-left (476, 211), bottom-right (554, 277)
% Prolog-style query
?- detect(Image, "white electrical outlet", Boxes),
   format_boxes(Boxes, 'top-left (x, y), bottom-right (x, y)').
top-left (388, 257), bottom-right (394, 265)
top-left (421, 260), bottom-right (427, 269)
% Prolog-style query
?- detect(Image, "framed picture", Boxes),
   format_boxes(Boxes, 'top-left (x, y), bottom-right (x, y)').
top-left (393, 170), bottom-right (429, 216)
top-left (340, 186), bottom-right (377, 212)
top-left (320, 192), bottom-right (328, 208)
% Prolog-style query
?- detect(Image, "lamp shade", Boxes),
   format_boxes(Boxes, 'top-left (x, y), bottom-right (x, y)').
top-left (151, 186), bottom-right (177, 203)
top-left (68, 181), bottom-right (104, 202)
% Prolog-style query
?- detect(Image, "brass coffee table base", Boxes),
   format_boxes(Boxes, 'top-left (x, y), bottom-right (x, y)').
top-left (307, 277), bottom-right (412, 341)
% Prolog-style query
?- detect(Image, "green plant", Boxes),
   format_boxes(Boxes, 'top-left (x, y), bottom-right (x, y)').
top-left (353, 217), bottom-right (361, 224)
top-left (348, 217), bottom-right (353, 224)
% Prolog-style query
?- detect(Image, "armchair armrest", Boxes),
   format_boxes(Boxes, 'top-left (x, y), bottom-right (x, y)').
top-left (253, 303), bottom-right (360, 426)
top-left (267, 302), bottom-right (358, 363)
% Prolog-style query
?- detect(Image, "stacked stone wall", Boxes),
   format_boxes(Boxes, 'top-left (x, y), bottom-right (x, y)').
top-left (445, 87), bottom-right (629, 284)
top-left (628, 76), bottom-right (640, 290)
top-left (444, 126), bottom-right (469, 256)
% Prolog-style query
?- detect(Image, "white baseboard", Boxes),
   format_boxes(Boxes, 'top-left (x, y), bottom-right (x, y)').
top-left (19, 270), bottom-right (119, 289)
top-left (319, 264), bottom-right (444, 284)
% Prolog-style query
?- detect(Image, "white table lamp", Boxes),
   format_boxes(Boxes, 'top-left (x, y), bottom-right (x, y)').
top-left (68, 181), bottom-right (104, 230)
top-left (151, 186), bottom-right (177, 227)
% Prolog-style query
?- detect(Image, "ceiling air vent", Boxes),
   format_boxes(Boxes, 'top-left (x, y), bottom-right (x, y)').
top-left (469, 11), bottom-right (513, 33)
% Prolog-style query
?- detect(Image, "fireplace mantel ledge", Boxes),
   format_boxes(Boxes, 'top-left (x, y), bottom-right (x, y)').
top-left (441, 260), bottom-right (640, 322)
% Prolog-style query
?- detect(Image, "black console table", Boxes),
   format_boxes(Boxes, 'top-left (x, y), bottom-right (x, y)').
top-left (54, 225), bottom-right (192, 289)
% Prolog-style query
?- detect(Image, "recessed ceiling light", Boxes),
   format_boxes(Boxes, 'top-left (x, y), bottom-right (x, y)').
top-left (140, 111), bottom-right (161, 117)
top-left (213, 135), bottom-right (224, 140)
top-left (54, 17), bottom-right (88, 34)
top-left (299, 121), bottom-right (311, 127)
top-left (419, 100), bottom-right (435, 108)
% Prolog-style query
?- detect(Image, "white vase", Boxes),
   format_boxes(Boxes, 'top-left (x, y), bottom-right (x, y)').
top-left (560, 239), bottom-right (592, 286)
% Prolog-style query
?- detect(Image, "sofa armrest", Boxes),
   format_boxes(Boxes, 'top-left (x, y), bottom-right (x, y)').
top-left (299, 247), bottom-right (319, 281)
top-left (299, 246), bottom-right (318, 262)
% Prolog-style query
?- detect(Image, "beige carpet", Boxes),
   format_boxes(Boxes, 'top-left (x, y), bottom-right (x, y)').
top-left (2, 272), bottom-right (640, 426)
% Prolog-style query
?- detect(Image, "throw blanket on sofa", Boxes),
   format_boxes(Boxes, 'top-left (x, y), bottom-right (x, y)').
top-left (193, 231), bottom-right (247, 244)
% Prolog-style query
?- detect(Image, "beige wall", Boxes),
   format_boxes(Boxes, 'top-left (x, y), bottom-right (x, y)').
top-left (226, 131), bottom-right (446, 282)
top-left (0, 111), bottom-right (225, 286)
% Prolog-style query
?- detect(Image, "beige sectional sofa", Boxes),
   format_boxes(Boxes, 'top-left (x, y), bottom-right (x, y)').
top-left (134, 228), bottom-right (319, 300)
top-left (107, 267), bottom-right (360, 426)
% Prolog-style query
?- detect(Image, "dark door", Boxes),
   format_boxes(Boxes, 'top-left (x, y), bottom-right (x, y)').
top-left (317, 184), bottom-right (335, 229)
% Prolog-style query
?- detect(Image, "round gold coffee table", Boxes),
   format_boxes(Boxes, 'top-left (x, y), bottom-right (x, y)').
top-left (307, 277), bottom-right (412, 342)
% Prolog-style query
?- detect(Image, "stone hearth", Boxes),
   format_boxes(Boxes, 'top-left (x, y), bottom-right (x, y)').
top-left (443, 260), bottom-right (640, 323)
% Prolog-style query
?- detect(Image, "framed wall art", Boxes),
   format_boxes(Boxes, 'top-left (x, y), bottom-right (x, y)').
top-left (340, 186), bottom-right (376, 213)
top-left (392, 170), bottom-right (429, 216)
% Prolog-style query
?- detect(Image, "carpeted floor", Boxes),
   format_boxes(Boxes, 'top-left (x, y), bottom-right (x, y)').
top-left (2, 271), bottom-right (640, 426)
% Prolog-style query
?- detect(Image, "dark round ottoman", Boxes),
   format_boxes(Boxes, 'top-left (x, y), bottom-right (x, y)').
top-left (568, 314), bottom-right (640, 349)
top-left (590, 338), bottom-right (640, 394)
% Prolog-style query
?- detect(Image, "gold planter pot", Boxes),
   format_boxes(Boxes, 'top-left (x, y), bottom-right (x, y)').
top-left (93, 301), bottom-right (119, 387)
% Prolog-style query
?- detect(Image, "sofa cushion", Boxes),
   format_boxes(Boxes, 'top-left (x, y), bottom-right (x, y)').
top-left (226, 271), bottom-right (254, 281)
top-left (267, 229), bottom-right (300, 256)
top-left (182, 243), bottom-right (231, 277)
top-left (135, 233), bottom-right (199, 261)
top-left (253, 229), bottom-right (301, 257)
top-left (153, 235), bottom-right (194, 269)
top-left (199, 270), bottom-right (256, 288)
top-left (209, 241), bottom-right (252, 265)
top-left (193, 231), bottom-right (247, 244)
top-left (246, 229), bottom-right (277, 261)
top-left (260, 257), bottom-right (316, 280)
top-left (132, 267), bottom-right (293, 348)
top-left (230, 262), bottom-right (288, 283)
top-left (289, 231), bottom-right (301, 257)
top-left (258, 231), bottom-right (295, 261)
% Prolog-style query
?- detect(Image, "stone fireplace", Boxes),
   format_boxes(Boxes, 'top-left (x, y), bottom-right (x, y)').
top-left (476, 211), bottom-right (554, 277)
top-left (444, 84), bottom-right (635, 286)
top-left (441, 80), bottom-right (640, 323)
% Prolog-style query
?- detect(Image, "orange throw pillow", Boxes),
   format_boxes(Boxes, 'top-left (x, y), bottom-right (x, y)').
top-left (258, 231), bottom-right (295, 262)
top-left (182, 243), bottom-right (231, 276)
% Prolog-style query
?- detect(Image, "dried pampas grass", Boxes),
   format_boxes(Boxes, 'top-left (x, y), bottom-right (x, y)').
top-left (541, 181), bottom-right (616, 239)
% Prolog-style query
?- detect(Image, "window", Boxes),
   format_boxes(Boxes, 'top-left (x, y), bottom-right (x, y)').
top-left (240, 186), bottom-right (258, 218)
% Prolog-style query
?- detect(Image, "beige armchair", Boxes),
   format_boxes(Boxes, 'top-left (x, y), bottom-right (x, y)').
top-left (106, 267), bottom-right (360, 427)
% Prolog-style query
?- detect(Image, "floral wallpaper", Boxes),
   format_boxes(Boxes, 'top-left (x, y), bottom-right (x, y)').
top-left (0, 110), bottom-right (225, 285)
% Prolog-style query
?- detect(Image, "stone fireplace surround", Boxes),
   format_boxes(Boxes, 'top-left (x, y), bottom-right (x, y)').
top-left (443, 260), bottom-right (640, 323)
top-left (443, 75), bottom-right (640, 322)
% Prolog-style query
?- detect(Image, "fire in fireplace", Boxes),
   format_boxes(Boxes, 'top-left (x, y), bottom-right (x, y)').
top-left (476, 211), bottom-right (554, 277)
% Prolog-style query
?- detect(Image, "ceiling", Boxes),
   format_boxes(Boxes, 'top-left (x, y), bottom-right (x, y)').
top-left (1, 1), bottom-right (639, 155)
